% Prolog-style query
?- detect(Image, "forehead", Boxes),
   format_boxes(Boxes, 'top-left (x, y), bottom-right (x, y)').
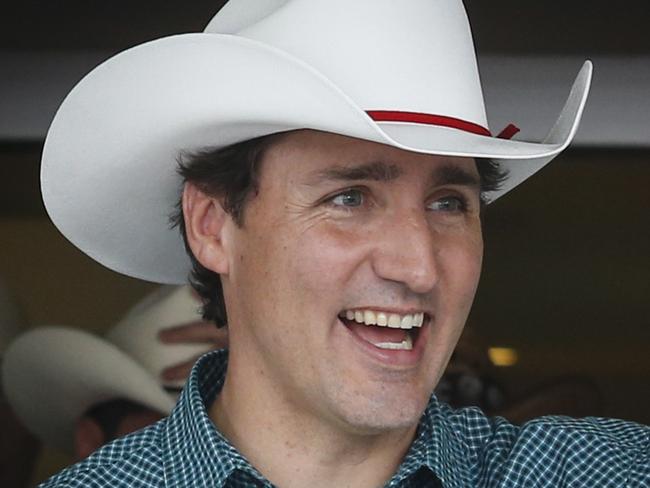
top-left (260, 130), bottom-right (478, 183)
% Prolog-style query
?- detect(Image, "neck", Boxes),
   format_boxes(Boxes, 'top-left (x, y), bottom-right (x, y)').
top-left (210, 348), bottom-right (417, 488)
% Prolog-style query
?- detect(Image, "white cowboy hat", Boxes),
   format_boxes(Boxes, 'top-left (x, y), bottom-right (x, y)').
top-left (1, 286), bottom-right (212, 452)
top-left (40, 0), bottom-right (592, 284)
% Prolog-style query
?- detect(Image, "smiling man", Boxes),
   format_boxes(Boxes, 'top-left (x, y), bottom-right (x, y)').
top-left (180, 131), bottom-right (487, 486)
top-left (37, 1), bottom-right (648, 487)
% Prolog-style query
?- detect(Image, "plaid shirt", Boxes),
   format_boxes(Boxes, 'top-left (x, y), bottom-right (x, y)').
top-left (40, 350), bottom-right (649, 487)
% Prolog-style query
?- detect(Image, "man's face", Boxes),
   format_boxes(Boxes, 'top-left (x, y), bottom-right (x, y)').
top-left (222, 130), bottom-right (483, 434)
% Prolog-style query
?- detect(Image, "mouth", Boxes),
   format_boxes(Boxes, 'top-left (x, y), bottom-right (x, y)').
top-left (337, 309), bottom-right (428, 354)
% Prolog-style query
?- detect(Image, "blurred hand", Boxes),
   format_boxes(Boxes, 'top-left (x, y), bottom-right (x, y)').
top-left (158, 320), bottom-right (228, 382)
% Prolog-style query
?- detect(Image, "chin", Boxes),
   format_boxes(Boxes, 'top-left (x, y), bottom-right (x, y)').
top-left (347, 412), bottom-right (424, 435)
top-left (327, 383), bottom-right (431, 435)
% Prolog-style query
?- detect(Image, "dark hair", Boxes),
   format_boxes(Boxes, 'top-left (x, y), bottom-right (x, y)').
top-left (170, 134), bottom-right (281, 327)
top-left (475, 158), bottom-right (508, 200)
top-left (84, 398), bottom-right (154, 442)
top-left (170, 134), bottom-right (508, 327)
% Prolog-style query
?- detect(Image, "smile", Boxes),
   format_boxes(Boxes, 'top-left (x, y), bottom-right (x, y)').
top-left (338, 309), bottom-right (426, 351)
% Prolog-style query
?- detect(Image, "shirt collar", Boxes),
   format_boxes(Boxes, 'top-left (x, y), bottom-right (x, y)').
top-left (384, 400), bottom-right (474, 487)
top-left (163, 349), bottom-right (268, 487)
top-left (163, 349), bottom-right (472, 488)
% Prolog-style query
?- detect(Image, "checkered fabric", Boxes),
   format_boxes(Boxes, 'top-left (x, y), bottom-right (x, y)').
top-left (40, 350), bottom-right (649, 487)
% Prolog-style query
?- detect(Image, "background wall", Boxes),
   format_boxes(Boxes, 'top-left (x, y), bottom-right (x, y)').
top-left (473, 150), bottom-right (650, 424)
top-left (1, 145), bottom-right (156, 332)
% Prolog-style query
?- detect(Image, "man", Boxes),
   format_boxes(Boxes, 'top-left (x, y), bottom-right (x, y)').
top-left (2, 286), bottom-right (224, 463)
top-left (36, 1), bottom-right (648, 487)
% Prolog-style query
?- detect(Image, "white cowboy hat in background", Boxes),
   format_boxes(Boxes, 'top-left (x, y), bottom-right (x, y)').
top-left (1, 285), bottom-right (213, 453)
top-left (40, 0), bottom-right (592, 285)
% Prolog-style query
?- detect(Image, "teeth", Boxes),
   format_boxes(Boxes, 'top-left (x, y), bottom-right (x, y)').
top-left (363, 310), bottom-right (376, 325)
top-left (376, 312), bottom-right (388, 326)
top-left (401, 315), bottom-right (413, 328)
top-left (340, 310), bottom-right (425, 329)
top-left (387, 314), bottom-right (401, 328)
top-left (413, 313), bottom-right (424, 328)
top-left (374, 333), bottom-right (413, 351)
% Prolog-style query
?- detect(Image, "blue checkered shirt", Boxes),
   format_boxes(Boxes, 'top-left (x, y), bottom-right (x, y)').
top-left (40, 350), bottom-right (649, 487)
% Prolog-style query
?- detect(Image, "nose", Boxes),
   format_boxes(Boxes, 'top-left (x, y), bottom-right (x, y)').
top-left (370, 210), bottom-right (438, 294)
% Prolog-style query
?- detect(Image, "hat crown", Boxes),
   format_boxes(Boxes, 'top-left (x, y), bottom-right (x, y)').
top-left (207, 0), bottom-right (488, 128)
top-left (39, 0), bottom-right (591, 287)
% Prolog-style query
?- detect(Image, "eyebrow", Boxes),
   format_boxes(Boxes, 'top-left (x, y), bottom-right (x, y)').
top-left (430, 163), bottom-right (480, 189)
top-left (308, 159), bottom-right (480, 189)
top-left (313, 161), bottom-right (403, 183)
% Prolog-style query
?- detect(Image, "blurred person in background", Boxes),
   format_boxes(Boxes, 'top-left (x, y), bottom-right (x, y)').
top-left (2, 285), bottom-right (226, 479)
top-left (0, 278), bottom-right (39, 488)
top-left (436, 327), bottom-right (604, 423)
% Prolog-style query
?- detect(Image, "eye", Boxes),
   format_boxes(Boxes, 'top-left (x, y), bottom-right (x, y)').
top-left (330, 189), bottom-right (364, 208)
top-left (427, 195), bottom-right (467, 212)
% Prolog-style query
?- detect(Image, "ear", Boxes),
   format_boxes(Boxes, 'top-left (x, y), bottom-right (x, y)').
top-left (182, 182), bottom-right (232, 275)
top-left (73, 416), bottom-right (105, 461)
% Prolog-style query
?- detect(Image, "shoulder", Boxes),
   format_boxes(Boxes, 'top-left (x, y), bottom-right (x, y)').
top-left (38, 420), bottom-right (167, 488)
top-left (517, 415), bottom-right (648, 450)
top-left (428, 402), bottom-right (649, 487)
top-left (426, 401), bottom-right (520, 452)
top-left (505, 416), bottom-right (649, 486)
top-left (431, 400), bottom-right (648, 451)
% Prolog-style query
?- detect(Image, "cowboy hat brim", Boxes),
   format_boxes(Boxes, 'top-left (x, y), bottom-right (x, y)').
top-left (1, 327), bottom-right (176, 453)
top-left (41, 34), bottom-right (592, 284)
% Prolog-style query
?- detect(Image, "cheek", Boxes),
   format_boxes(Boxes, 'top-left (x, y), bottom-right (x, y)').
top-left (439, 230), bottom-right (483, 307)
top-left (285, 223), bottom-right (366, 296)
top-left (233, 215), bottom-right (364, 321)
